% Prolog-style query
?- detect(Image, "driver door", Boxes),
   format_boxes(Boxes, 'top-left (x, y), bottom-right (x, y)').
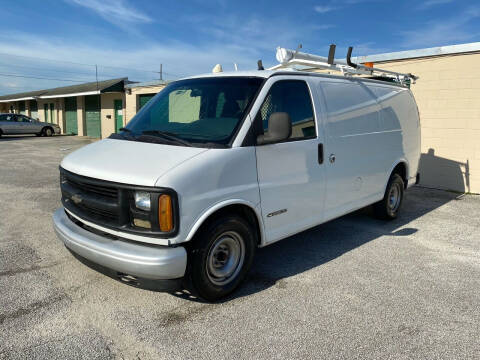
top-left (254, 78), bottom-right (326, 244)
top-left (17, 115), bottom-right (33, 133)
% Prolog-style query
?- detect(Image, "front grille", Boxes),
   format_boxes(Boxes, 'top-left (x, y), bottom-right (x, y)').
top-left (61, 170), bottom-right (121, 225)
top-left (65, 176), bottom-right (118, 199)
top-left (76, 202), bottom-right (118, 221)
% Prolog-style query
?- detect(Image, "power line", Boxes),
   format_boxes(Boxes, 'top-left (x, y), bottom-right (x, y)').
top-left (0, 51), bottom-right (186, 77)
top-left (0, 72), bottom-right (91, 83)
top-left (0, 60), bottom-right (170, 83)
top-left (0, 61), bottom-right (149, 79)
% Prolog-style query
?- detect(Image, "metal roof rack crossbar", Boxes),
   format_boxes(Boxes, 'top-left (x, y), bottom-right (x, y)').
top-left (269, 44), bottom-right (418, 86)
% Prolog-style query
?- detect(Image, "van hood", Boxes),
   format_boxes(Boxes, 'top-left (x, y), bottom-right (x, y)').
top-left (61, 139), bottom-right (209, 186)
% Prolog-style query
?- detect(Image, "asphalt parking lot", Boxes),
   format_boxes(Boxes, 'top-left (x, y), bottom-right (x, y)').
top-left (1, 135), bottom-right (479, 359)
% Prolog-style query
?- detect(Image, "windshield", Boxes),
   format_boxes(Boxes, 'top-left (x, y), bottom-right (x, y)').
top-left (120, 77), bottom-right (263, 147)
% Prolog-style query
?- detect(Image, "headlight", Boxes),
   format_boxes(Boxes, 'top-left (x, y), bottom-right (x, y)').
top-left (130, 190), bottom-right (176, 233)
top-left (134, 191), bottom-right (151, 211)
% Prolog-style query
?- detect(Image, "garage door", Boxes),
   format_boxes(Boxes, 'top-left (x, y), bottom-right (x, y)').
top-left (65, 97), bottom-right (78, 135)
top-left (85, 95), bottom-right (101, 138)
top-left (19, 101), bottom-right (26, 115)
top-left (30, 100), bottom-right (38, 120)
top-left (139, 94), bottom-right (155, 110)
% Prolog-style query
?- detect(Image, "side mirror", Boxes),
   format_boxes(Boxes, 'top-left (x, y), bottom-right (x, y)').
top-left (256, 112), bottom-right (292, 145)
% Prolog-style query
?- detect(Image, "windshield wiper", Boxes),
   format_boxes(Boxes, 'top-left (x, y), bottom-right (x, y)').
top-left (141, 130), bottom-right (193, 147)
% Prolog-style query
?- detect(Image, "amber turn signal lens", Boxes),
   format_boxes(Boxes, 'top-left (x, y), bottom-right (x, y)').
top-left (158, 194), bottom-right (173, 232)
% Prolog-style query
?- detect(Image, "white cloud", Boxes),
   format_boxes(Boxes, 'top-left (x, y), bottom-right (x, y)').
top-left (314, 5), bottom-right (336, 13)
top-left (181, 13), bottom-right (328, 55)
top-left (67, 0), bottom-right (152, 24)
top-left (314, 0), bottom-right (378, 14)
top-left (400, 6), bottom-right (480, 48)
top-left (418, 0), bottom-right (454, 9)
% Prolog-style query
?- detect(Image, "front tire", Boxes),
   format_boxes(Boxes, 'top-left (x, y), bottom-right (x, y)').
top-left (42, 127), bottom-right (53, 137)
top-left (188, 215), bottom-right (256, 301)
top-left (374, 173), bottom-right (404, 220)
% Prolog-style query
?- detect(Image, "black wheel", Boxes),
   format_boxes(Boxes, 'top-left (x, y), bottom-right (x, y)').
top-left (42, 127), bottom-right (53, 137)
top-left (374, 173), bottom-right (404, 220)
top-left (187, 215), bottom-right (256, 301)
top-left (0, 130), bottom-right (2, 138)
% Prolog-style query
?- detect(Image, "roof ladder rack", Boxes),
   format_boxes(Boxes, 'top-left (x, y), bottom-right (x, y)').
top-left (269, 44), bottom-right (418, 86)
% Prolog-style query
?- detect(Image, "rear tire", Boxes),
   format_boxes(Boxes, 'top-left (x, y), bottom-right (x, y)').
top-left (374, 173), bottom-right (404, 220)
top-left (187, 215), bottom-right (256, 301)
top-left (0, 130), bottom-right (2, 138)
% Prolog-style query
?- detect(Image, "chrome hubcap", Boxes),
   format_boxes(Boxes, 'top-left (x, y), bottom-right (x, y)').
top-left (206, 231), bottom-right (245, 286)
top-left (388, 183), bottom-right (401, 213)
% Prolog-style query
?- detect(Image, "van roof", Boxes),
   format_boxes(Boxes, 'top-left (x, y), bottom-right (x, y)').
top-left (183, 69), bottom-right (407, 88)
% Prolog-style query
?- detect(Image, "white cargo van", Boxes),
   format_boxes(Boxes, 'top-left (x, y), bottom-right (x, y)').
top-left (53, 47), bottom-right (420, 300)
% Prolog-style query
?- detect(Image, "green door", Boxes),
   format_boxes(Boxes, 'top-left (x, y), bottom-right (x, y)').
top-left (85, 95), bottom-right (101, 138)
top-left (139, 94), bottom-right (155, 110)
top-left (30, 100), bottom-right (38, 120)
top-left (18, 101), bottom-right (26, 115)
top-left (49, 103), bottom-right (55, 124)
top-left (114, 99), bottom-right (123, 132)
top-left (65, 97), bottom-right (78, 135)
top-left (44, 104), bottom-right (49, 123)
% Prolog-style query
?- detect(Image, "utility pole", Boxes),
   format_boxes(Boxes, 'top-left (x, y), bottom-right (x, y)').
top-left (95, 64), bottom-right (99, 90)
top-left (160, 64), bottom-right (163, 81)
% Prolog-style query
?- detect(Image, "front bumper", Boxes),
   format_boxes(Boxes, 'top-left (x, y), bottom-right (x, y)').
top-left (54, 127), bottom-right (61, 134)
top-left (52, 208), bottom-right (187, 280)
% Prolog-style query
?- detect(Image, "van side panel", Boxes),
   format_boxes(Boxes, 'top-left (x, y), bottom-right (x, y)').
top-left (366, 84), bottom-right (421, 187)
top-left (317, 78), bottom-right (386, 220)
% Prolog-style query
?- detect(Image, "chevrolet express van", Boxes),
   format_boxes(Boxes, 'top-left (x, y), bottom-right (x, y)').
top-left (53, 68), bottom-right (420, 300)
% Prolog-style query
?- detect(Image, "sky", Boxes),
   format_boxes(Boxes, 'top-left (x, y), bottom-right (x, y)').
top-left (0, 0), bottom-right (478, 95)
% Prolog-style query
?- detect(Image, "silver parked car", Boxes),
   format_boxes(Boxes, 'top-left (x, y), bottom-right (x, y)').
top-left (0, 113), bottom-right (61, 137)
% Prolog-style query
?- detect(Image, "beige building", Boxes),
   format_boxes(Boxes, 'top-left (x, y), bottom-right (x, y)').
top-left (124, 80), bottom-right (167, 123)
top-left (355, 42), bottom-right (480, 194)
top-left (0, 78), bottom-right (128, 139)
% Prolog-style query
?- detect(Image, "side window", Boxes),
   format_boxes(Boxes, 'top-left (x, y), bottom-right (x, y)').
top-left (321, 81), bottom-right (379, 137)
top-left (257, 80), bottom-right (316, 140)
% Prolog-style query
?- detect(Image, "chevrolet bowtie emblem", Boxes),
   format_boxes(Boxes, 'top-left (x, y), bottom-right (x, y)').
top-left (71, 194), bottom-right (82, 204)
